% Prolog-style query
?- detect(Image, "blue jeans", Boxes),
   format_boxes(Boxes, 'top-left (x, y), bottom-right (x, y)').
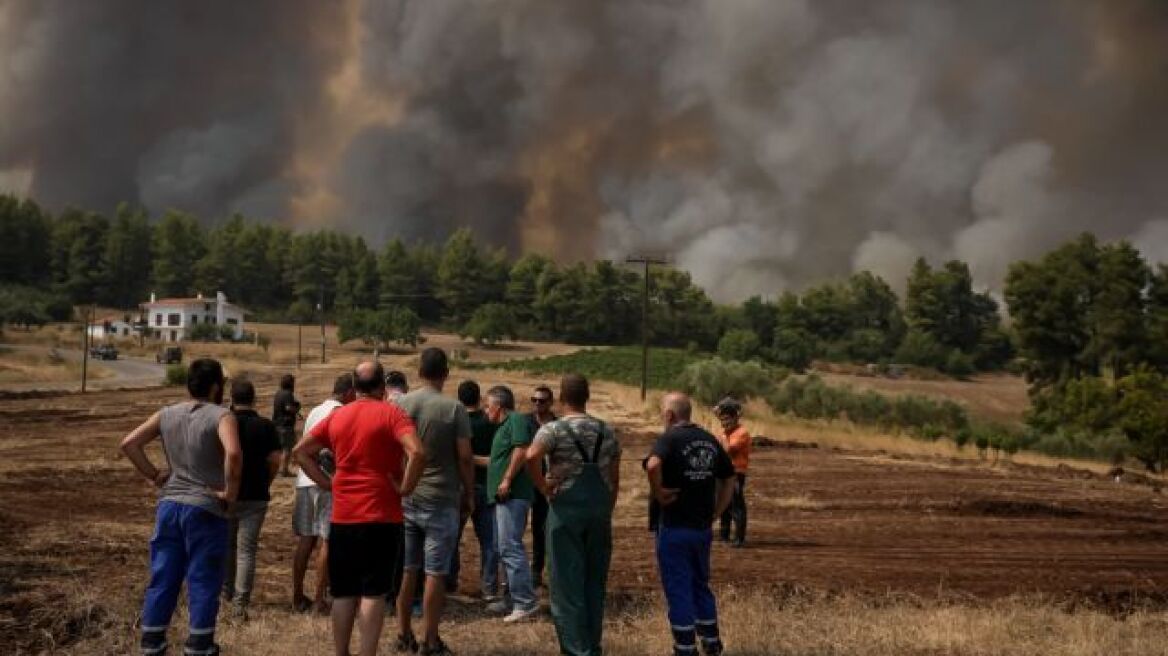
top-left (403, 500), bottom-right (460, 576)
top-left (495, 498), bottom-right (537, 611)
top-left (449, 486), bottom-right (499, 595)
top-left (656, 526), bottom-right (723, 656)
top-left (141, 500), bottom-right (229, 655)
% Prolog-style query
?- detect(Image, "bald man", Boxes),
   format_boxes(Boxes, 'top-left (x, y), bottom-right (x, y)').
top-left (646, 392), bottom-right (736, 656)
top-left (295, 361), bottom-right (426, 656)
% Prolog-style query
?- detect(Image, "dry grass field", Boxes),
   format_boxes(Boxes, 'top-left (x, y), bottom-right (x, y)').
top-left (2, 326), bottom-right (1167, 655)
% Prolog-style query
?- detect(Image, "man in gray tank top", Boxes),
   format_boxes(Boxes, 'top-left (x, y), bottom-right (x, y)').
top-left (121, 358), bottom-right (242, 656)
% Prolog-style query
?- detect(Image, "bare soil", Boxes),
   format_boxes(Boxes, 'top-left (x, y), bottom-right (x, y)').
top-left (1, 358), bottom-right (1165, 653)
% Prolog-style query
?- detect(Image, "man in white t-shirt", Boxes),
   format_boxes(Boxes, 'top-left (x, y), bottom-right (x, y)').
top-left (292, 374), bottom-right (355, 613)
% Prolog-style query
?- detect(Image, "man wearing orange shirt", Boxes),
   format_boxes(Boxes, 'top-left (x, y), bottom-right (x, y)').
top-left (714, 398), bottom-right (750, 548)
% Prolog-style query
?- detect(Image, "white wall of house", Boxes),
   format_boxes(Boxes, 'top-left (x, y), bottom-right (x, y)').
top-left (86, 321), bottom-right (134, 340)
top-left (141, 292), bottom-right (246, 342)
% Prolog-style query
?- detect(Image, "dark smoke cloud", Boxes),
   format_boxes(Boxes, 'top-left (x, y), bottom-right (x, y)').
top-left (0, 0), bottom-right (350, 219)
top-left (2, 0), bottom-right (1167, 300)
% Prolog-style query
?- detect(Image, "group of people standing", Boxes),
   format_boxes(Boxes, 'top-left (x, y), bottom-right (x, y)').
top-left (120, 346), bottom-right (752, 656)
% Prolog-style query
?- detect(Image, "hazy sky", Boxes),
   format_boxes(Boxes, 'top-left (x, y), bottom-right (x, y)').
top-left (2, 0), bottom-right (1166, 300)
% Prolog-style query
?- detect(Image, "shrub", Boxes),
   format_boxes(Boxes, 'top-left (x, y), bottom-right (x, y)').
top-left (188, 322), bottom-right (219, 342)
top-left (766, 376), bottom-right (970, 437)
top-left (894, 330), bottom-right (947, 370)
top-left (492, 347), bottom-right (702, 390)
top-left (679, 358), bottom-right (783, 407)
top-left (256, 334), bottom-right (271, 352)
top-left (218, 325), bottom-right (236, 342)
top-left (772, 328), bottom-right (815, 373)
top-left (164, 364), bottom-right (186, 386)
top-left (717, 329), bottom-right (762, 362)
top-left (460, 303), bottom-right (517, 346)
top-left (944, 349), bottom-right (975, 379)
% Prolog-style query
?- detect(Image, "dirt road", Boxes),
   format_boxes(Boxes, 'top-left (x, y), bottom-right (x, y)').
top-left (0, 344), bottom-right (164, 392)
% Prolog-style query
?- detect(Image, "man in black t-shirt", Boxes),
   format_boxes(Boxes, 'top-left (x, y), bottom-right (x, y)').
top-left (646, 392), bottom-right (735, 656)
top-left (272, 374), bottom-right (302, 477)
top-left (226, 379), bottom-right (283, 620)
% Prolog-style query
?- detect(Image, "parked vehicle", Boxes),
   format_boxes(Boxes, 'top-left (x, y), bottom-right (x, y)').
top-left (156, 346), bottom-right (183, 364)
top-left (90, 345), bottom-right (119, 360)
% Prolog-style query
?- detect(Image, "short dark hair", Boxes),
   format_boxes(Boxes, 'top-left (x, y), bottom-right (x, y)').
top-left (188, 358), bottom-right (225, 399)
top-left (458, 380), bottom-right (481, 407)
top-left (279, 374), bottom-right (295, 391)
top-left (533, 385), bottom-right (554, 400)
top-left (355, 362), bottom-right (386, 395)
top-left (560, 373), bottom-right (590, 407)
top-left (332, 373), bottom-right (355, 398)
top-left (486, 385), bottom-right (515, 411)
top-left (418, 347), bottom-right (449, 381)
top-left (385, 370), bottom-right (408, 391)
top-left (230, 379), bottom-right (256, 406)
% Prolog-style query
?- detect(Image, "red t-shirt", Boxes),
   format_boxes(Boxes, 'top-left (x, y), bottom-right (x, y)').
top-left (309, 398), bottom-right (416, 524)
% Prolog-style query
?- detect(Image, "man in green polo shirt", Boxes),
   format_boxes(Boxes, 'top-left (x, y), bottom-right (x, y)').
top-left (485, 385), bottom-right (540, 623)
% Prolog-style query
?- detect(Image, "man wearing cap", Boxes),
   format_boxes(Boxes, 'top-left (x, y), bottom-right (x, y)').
top-left (714, 398), bottom-right (751, 547)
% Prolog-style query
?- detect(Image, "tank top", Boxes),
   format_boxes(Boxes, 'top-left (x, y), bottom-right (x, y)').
top-left (159, 400), bottom-right (230, 516)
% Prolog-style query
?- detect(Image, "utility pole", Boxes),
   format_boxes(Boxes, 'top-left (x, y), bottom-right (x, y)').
top-left (318, 288), bottom-right (326, 364)
top-left (81, 305), bottom-right (93, 393)
top-left (626, 254), bottom-right (667, 401)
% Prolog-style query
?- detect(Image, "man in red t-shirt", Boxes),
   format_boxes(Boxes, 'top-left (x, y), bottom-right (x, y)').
top-left (295, 361), bottom-right (425, 656)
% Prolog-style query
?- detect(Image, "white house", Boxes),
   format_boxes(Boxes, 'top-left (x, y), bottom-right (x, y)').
top-left (141, 291), bottom-right (246, 342)
top-left (86, 317), bottom-right (136, 341)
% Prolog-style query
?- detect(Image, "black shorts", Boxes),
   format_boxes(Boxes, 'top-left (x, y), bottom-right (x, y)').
top-left (328, 522), bottom-right (402, 598)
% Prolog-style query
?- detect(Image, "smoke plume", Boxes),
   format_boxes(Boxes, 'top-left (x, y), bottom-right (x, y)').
top-left (2, 0), bottom-right (1167, 300)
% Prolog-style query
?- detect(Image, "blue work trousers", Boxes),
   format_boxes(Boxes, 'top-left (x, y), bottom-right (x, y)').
top-left (656, 526), bottom-right (723, 656)
top-left (140, 500), bottom-right (228, 656)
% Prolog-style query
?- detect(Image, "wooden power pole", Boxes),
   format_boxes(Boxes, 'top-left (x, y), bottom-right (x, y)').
top-left (626, 254), bottom-right (667, 401)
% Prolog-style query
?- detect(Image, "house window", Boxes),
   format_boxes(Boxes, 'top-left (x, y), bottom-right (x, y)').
top-left (205, 303), bottom-right (212, 312)
top-left (167, 313), bottom-right (181, 326)
top-left (191, 315), bottom-right (198, 325)
top-left (226, 318), bottom-right (238, 326)
top-left (155, 314), bottom-right (162, 326)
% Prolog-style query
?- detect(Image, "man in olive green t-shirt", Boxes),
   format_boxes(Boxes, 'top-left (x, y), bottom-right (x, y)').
top-left (485, 386), bottom-right (540, 622)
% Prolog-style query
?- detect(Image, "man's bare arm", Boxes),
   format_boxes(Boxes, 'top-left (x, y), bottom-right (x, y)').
top-left (457, 437), bottom-right (476, 516)
top-left (646, 455), bottom-right (678, 506)
top-left (217, 413), bottom-right (243, 502)
top-left (525, 440), bottom-right (553, 498)
top-left (496, 445), bottom-right (528, 500)
top-left (120, 412), bottom-right (168, 487)
top-left (293, 436), bottom-right (330, 489)
top-left (714, 476), bottom-right (735, 518)
top-left (608, 453), bottom-right (621, 511)
top-left (398, 431), bottom-right (426, 497)
top-left (266, 450), bottom-right (282, 484)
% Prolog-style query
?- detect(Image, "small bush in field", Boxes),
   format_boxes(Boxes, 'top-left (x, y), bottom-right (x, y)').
top-left (679, 358), bottom-right (784, 406)
top-left (165, 364), bottom-right (186, 386)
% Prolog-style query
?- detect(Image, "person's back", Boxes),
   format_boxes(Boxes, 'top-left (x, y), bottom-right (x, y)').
top-left (234, 409), bottom-right (280, 502)
top-left (315, 398), bottom-right (412, 523)
top-left (527, 374), bottom-right (621, 656)
top-left (120, 358), bottom-right (240, 656)
top-left (653, 423), bottom-right (733, 530)
top-left (159, 400), bottom-right (231, 514)
top-left (398, 387), bottom-right (469, 508)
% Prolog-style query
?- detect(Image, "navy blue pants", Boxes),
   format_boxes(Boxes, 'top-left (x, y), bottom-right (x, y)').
top-left (655, 526), bottom-right (723, 656)
top-left (140, 500), bottom-right (228, 655)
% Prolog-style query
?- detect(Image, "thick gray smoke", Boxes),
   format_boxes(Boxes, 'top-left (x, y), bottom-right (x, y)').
top-left (2, 0), bottom-right (1167, 300)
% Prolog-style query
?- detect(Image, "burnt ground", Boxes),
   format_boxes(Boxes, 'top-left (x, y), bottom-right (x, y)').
top-left (2, 380), bottom-right (1167, 653)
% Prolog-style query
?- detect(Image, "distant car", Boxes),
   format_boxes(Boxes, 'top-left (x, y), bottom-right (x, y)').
top-left (90, 345), bottom-right (119, 360)
top-left (156, 346), bottom-right (183, 364)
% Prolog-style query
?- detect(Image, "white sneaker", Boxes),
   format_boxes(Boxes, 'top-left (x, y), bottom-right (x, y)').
top-left (502, 606), bottom-right (540, 623)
